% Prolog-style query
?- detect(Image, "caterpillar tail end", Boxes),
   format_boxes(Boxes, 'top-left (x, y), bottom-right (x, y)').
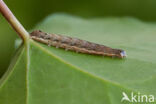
top-left (120, 51), bottom-right (127, 58)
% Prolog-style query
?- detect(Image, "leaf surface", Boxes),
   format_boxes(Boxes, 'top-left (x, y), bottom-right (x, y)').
top-left (0, 14), bottom-right (156, 104)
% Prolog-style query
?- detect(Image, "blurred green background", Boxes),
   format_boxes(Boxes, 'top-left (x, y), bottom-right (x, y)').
top-left (1, 0), bottom-right (156, 77)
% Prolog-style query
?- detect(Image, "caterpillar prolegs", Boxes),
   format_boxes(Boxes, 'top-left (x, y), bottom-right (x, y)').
top-left (30, 30), bottom-right (127, 58)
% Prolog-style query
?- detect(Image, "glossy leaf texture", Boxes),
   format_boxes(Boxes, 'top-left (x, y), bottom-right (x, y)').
top-left (0, 14), bottom-right (156, 104)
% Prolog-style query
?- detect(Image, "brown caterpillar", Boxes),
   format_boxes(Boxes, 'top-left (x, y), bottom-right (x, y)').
top-left (30, 30), bottom-right (127, 58)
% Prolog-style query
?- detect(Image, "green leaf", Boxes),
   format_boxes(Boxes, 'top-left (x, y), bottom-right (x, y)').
top-left (2, 0), bottom-right (156, 77)
top-left (0, 14), bottom-right (155, 104)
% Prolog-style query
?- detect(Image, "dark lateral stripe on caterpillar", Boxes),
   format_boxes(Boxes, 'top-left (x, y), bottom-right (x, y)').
top-left (30, 30), bottom-right (127, 58)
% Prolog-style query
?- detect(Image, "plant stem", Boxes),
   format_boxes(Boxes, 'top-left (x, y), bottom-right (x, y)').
top-left (0, 0), bottom-right (29, 41)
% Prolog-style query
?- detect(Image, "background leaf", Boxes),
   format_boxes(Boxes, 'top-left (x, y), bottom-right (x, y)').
top-left (0, 14), bottom-right (155, 104)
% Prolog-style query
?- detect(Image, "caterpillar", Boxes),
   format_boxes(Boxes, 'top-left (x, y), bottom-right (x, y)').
top-left (30, 30), bottom-right (127, 58)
